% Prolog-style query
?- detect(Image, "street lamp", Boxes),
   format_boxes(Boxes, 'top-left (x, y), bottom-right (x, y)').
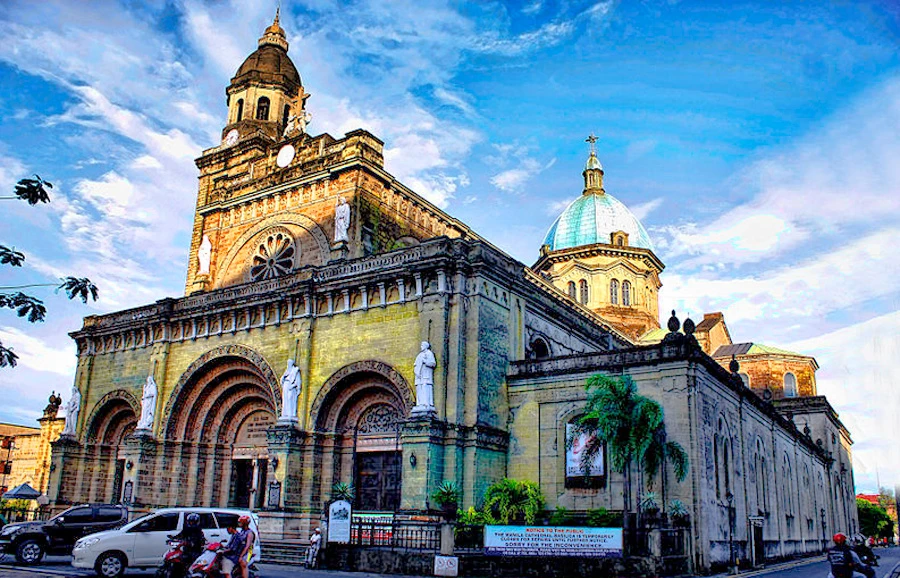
top-left (820, 508), bottom-right (827, 552)
top-left (726, 491), bottom-right (736, 574)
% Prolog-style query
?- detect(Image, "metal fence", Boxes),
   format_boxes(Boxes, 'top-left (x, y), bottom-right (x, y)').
top-left (349, 517), bottom-right (440, 551)
top-left (454, 524), bottom-right (484, 553)
top-left (0, 509), bottom-right (50, 523)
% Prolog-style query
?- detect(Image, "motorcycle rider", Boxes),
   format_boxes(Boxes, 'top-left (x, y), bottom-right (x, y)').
top-left (220, 524), bottom-right (246, 578)
top-left (828, 533), bottom-right (874, 578)
top-left (171, 513), bottom-right (206, 565)
top-left (853, 537), bottom-right (878, 567)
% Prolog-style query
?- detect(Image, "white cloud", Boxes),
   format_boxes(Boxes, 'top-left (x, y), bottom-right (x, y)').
top-left (661, 76), bottom-right (900, 268)
top-left (630, 197), bottom-right (664, 220)
top-left (0, 327), bottom-right (76, 377)
top-left (488, 142), bottom-right (556, 193)
top-left (787, 311), bottom-right (900, 492)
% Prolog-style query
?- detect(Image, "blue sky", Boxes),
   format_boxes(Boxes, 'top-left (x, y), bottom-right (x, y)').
top-left (0, 1), bottom-right (898, 493)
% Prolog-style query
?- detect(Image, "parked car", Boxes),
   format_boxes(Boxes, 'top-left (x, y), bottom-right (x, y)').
top-left (71, 507), bottom-right (262, 578)
top-left (0, 503), bottom-right (128, 564)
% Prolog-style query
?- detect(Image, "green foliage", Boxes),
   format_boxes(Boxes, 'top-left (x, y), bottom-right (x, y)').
top-left (12, 175), bottom-right (52, 205)
top-left (0, 292), bottom-right (46, 323)
top-left (668, 500), bottom-right (688, 518)
top-left (857, 498), bottom-right (894, 539)
top-left (57, 277), bottom-right (99, 304)
top-left (586, 508), bottom-right (622, 527)
top-left (640, 492), bottom-right (659, 511)
top-left (431, 481), bottom-right (461, 507)
top-left (457, 506), bottom-right (485, 525)
top-left (548, 506), bottom-right (572, 526)
top-left (0, 246), bottom-right (25, 267)
top-left (0, 499), bottom-right (32, 513)
top-left (482, 478), bottom-right (545, 525)
top-left (332, 482), bottom-right (355, 501)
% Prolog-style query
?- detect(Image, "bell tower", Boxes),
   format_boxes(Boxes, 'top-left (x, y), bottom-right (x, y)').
top-left (221, 9), bottom-right (309, 144)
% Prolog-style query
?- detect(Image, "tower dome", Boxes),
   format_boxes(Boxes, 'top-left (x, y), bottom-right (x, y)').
top-left (542, 192), bottom-right (655, 252)
top-left (231, 8), bottom-right (301, 89)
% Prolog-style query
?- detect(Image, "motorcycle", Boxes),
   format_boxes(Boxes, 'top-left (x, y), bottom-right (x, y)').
top-left (188, 542), bottom-right (259, 578)
top-left (156, 539), bottom-right (191, 578)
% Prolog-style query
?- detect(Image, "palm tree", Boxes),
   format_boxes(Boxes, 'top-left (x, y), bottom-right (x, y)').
top-left (569, 374), bottom-right (689, 537)
top-left (2, 175), bottom-right (53, 205)
top-left (482, 478), bottom-right (545, 524)
top-left (642, 422), bottom-right (689, 516)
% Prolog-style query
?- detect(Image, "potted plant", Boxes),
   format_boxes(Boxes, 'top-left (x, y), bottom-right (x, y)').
top-left (332, 482), bottom-right (355, 502)
top-left (431, 481), bottom-right (461, 520)
top-left (669, 499), bottom-right (690, 527)
top-left (640, 492), bottom-right (660, 516)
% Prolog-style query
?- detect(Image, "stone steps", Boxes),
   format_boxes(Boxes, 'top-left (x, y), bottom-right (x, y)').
top-left (261, 540), bottom-right (308, 565)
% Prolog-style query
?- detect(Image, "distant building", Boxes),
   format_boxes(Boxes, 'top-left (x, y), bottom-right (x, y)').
top-left (1, 393), bottom-right (65, 499)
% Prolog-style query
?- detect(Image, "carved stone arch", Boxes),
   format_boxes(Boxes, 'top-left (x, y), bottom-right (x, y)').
top-left (83, 389), bottom-right (140, 445)
top-left (310, 360), bottom-right (413, 431)
top-left (161, 344), bottom-right (281, 437)
top-left (215, 213), bottom-right (330, 287)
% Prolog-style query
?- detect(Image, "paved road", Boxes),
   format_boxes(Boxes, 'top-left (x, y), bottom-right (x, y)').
top-left (737, 547), bottom-right (900, 578)
top-left (0, 554), bottom-right (426, 578)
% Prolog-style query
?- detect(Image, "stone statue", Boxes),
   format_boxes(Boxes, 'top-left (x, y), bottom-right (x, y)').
top-left (279, 359), bottom-right (301, 422)
top-left (334, 196), bottom-right (351, 244)
top-left (413, 341), bottom-right (436, 412)
top-left (137, 374), bottom-right (157, 431)
top-left (283, 110), bottom-right (312, 138)
top-left (62, 386), bottom-right (81, 437)
top-left (197, 234), bottom-right (212, 276)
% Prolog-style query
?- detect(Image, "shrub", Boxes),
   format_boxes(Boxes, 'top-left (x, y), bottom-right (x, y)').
top-left (586, 508), bottom-right (623, 527)
top-left (482, 478), bottom-right (545, 525)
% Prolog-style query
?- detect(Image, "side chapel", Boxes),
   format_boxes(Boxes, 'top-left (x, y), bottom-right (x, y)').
top-left (49, 14), bottom-right (858, 571)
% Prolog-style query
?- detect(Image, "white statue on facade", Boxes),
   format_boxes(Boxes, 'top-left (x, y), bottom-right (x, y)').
top-left (413, 341), bottom-right (436, 413)
top-left (283, 110), bottom-right (312, 138)
top-left (62, 386), bottom-right (81, 437)
top-left (279, 359), bottom-right (301, 423)
top-left (197, 234), bottom-right (212, 276)
top-left (137, 374), bottom-right (158, 431)
top-left (334, 196), bottom-right (351, 244)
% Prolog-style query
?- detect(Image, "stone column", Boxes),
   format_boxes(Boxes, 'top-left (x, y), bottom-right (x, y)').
top-left (121, 431), bottom-right (158, 507)
top-left (266, 424), bottom-right (307, 509)
top-left (400, 417), bottom-right (447, 510)
top-left (47, 435), bottom-right (81, 509)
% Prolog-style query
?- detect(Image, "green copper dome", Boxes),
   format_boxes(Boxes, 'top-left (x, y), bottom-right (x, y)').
top-left (542, 192), bottom-right (655, 252)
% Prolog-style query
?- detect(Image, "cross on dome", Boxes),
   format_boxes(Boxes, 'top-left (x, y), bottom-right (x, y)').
top-left (585, 133), bottom-right (598, 155)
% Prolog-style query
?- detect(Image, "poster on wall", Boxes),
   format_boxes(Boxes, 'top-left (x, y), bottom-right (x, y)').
top-left (485, 526), bottom-right (623, 558)
top-left (328, 500), bottom-right (352, 544)
top-left (565, 423), bottom-right (605, 478)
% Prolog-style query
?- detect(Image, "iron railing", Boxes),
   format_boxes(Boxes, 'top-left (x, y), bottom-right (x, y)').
top-left (349, 517), bottom-right (440, 551)
top-left (0, 509), bottom-right (50, 523)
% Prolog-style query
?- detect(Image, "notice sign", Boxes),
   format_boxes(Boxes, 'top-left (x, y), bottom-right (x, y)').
top-left (328, 500), bottom-right (352, 544)
top-left (566, 424), bottom-right (604, 478)
top-left (484, 526), bottom-right (623, 558)
top-left (434, 555), bottom-right (459, 577)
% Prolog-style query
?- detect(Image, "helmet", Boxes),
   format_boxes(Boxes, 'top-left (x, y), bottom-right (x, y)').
top-left (833, 533), bottom-right (847, 545)
top-left (238, 515), bottom-right (251, 528)
top-left (186, 513), bottom-right (200, 527)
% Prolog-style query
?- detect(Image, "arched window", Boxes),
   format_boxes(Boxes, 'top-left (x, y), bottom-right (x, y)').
top-left (236, 99), bottom-right (244, 122)
top-left (716, 418), bottom-right (732, 500)
top-left (610, 279), bottom-right (619, 305)
top-left (531, 338), bottom-right (550, 360)
top-left (622, 280), bottom-right (631, 306)
top-left (782, 454), bottom-right (794, 517)
top-left (739, 373), bottom-right (750, 387)
top-left (616, 236), bottom-right (624, 246)
top-left (579, 280), bottom-right (589, 305)
top-left (784, 372), bottom-right (798, 397)
top-left (282, 104), bottom-right (290, 127)
top-left (567, 281), bottom-right (577, 300)
top-left (256, 97), bottom-right (270, 121)
top-left (754, 438), bottom-right (768, 514)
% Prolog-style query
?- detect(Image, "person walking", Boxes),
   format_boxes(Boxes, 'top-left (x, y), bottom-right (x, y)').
top-left (306, 528), bottom-right (321, 569)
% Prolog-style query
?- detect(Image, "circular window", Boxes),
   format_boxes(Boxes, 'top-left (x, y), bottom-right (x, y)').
top-left (250, 231), bottom-right (296, 281)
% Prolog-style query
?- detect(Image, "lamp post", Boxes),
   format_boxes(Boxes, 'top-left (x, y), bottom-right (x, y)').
top-left (0, 436), bottom-right (13, 493)
top-left (726, 491), bottom-right (736, 575)
top-left (821, 508), bottom-right (827, 552)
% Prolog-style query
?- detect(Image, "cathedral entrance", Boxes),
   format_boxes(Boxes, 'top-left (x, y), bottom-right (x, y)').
top-left (312, 362), bottom-right (412, 514)
top-left (230, 410), bottom-right (274, 509)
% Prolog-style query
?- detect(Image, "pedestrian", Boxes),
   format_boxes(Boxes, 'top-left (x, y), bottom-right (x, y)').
top-left (306, 527), bottom-right (321, 569)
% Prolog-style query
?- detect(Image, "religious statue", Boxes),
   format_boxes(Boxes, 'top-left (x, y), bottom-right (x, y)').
top-left (279, 359), bottom-right (301, 422)
top-left (334, 196), bottom-right (351, 243)
top-left (197, 234), bottom-right (212, 276)
top-left (283, 110), bottom-right (312, 138)
top-left (137, 374), bottom-right (157, 431)
top-left (413, 341), bottom-right (436, 412)
top-left (62, 386), bottom-right (81, 437)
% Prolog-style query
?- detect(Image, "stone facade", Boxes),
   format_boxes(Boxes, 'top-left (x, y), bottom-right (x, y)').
top-left (0, 396), bottom-right (65, 498)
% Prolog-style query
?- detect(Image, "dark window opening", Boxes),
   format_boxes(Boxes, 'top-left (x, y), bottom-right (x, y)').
top-left (282, 104), bottom-right (290, 127)
top-left (256, 97), bottom-right (270, 121)
top-left (236, 99), bottom-right (244, 122)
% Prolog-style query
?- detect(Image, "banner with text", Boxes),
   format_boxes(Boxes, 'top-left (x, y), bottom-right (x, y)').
top-left (484, 526), bottom-right (622, 558)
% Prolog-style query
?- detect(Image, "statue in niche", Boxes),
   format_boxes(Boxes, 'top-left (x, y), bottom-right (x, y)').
top-left (197, 234), bottom-right (212, 276)
top-left (62, 386), bottom-right (81, 437)
top-left (413, 341), bottom-right (436, 412)
top-left (279, 359), bottom-right (301, 422)
top-left (137, 374), bottom-right (157, 431)
top-left (334, 196), bottom-right (351, 243)
top-left (283, 110), bottom-right (312, 138)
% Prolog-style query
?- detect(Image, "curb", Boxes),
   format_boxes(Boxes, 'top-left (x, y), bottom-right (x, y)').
top-left (0, 564), bottom-right (78, 577)
top-left (710, 554), bottom-right (826, 578)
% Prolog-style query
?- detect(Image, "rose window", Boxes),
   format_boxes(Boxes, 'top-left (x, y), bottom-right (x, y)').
top-left (250, 232), bottom-right (295, 281)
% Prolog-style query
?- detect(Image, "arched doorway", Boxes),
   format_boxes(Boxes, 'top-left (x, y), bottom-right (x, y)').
top-left (83, 391), bottom-right (138, 503)
top-left (313, 363), bottom-right (412, 513)
top-left (163, 347), bottom-right (279, 507)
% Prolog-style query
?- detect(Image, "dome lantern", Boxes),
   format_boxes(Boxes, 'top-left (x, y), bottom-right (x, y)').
top-left (259, 7), bottom-right (289, 51)
top-left (583, 134), bottom-right (604, 194)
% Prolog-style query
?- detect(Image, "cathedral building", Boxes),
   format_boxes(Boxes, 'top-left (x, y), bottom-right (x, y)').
top-left (48, 14), bottom-right (858, 572)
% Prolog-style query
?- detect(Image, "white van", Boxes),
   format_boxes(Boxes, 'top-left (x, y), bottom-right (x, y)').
top-left (71, 507), bottom-right (261, 578)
